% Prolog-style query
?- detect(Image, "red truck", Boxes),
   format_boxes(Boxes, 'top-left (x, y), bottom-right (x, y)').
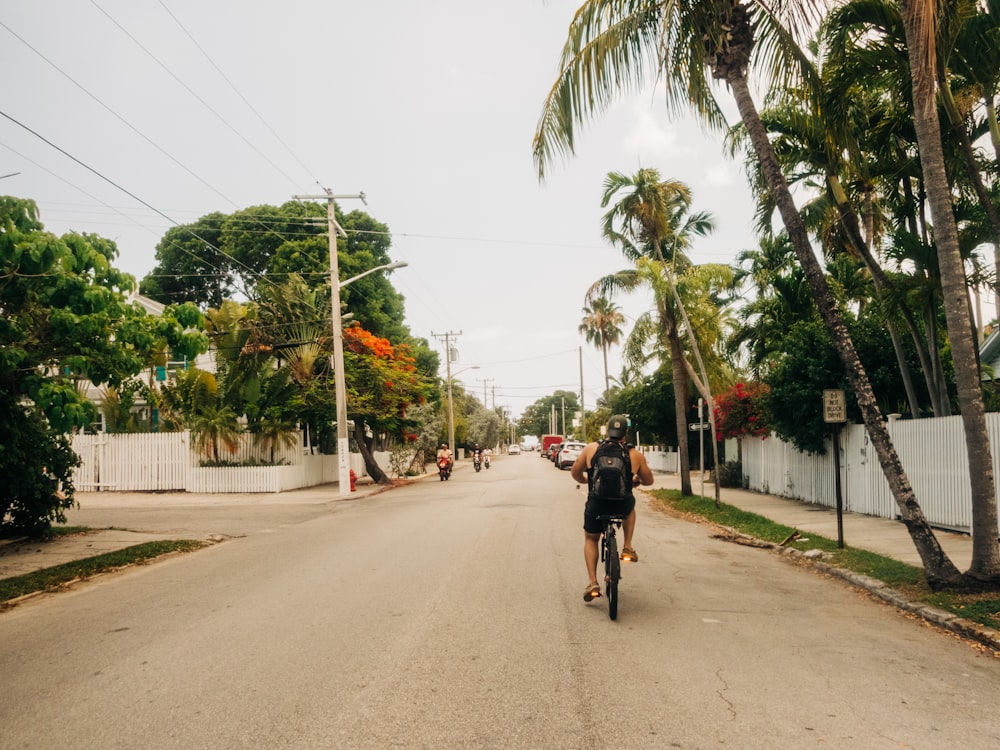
top-left (541, 434), bottom-right (564, 457)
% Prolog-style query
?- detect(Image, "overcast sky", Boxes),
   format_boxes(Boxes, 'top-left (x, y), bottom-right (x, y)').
top-left (1, 0), bottom-right (758, 421)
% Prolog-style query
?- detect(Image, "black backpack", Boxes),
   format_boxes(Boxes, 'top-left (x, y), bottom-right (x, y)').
top-left (589, 439), bottom-right (632, 500)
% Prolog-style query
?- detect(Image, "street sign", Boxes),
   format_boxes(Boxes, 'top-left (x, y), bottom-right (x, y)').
top-left (823, 389), bottom-right (847, 423)
top-left (688, 423), bottom-right (711, 431)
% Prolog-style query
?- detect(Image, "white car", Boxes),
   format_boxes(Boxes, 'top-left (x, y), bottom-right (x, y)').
top-left (556, 441), bottom-right (586, 470)
top-left (508, 444), bottom-right (521, 455)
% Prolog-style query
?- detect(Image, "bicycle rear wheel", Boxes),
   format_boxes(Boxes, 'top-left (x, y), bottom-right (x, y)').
top-left (604, 530), bottom-right (620, 620)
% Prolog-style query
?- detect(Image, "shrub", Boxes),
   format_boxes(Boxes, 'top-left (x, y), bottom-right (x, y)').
top-left (715, 460), bottom-right (745, 488)
top-left (714, 382), bottom-right (770, 441)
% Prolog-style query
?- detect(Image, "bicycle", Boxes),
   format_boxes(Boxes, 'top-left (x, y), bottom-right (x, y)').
top-left (596, 513), bottom-right (625, 620)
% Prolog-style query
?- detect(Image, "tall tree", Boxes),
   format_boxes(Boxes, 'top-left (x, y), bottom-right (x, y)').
top-left (534, 0), bottom-right (966, 587)
top-left (598, 170), bottom-right (721, 495)
top-left (579, 296), bottom-right (626, 397)
top-left (898, 0), bottom-right (1000, 583)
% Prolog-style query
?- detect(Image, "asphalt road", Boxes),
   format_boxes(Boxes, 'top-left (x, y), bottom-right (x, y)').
top-left (2, 455), bottom-right (999, 749)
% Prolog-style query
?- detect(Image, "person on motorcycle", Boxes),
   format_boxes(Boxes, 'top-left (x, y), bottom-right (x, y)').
top-left (436, 443), bottom-right (453, 470)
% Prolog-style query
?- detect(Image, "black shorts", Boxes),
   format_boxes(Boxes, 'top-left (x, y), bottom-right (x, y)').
top-left (583, 495), bottom-right (635, 534)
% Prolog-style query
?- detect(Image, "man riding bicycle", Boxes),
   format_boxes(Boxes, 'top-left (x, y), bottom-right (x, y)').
top-left (570, 415), bottom-right (653, 603)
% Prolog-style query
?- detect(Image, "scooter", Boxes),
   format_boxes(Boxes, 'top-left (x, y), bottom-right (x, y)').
top-left (484, 453), bottom-right (491, 469)
top-left (473, 453), bottom-right (482, 472)
top-left (438, 457), bottom-right (452, 481)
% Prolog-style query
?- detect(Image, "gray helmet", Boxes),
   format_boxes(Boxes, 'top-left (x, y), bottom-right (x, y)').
top-left (607, 414), bottom-right (629, 439)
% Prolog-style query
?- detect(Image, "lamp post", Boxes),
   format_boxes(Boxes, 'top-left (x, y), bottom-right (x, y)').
top-left (446, 365), bottom-right (479, 459)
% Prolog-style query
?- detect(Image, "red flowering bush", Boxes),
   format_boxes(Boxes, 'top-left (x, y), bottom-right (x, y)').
top-left (341, 323), bottom-right (431, 435)
top-left (714, 382), bottom-right (771, 441)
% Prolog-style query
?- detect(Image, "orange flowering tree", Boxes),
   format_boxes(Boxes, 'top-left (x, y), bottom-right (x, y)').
top-left (714, 381), bottom-right (771, 442)
top-left (342, 323), bottom-right (433, 482)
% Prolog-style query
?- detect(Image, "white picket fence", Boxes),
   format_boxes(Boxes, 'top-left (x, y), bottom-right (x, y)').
top-left (71, 431), bottom-right (385, 493)
top-left (738, 413), bottom-right (1000, 532)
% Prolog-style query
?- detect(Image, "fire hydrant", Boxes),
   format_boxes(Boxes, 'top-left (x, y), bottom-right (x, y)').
top-left (349, 469), bottom-right (357, 492)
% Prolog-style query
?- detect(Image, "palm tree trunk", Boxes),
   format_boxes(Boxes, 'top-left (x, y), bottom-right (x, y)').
top-left (728, 71), bottom-right (962, 588)
top-left (656, 248), bottom-right (722, 506)
top-left (987, 97), bottom-right (1000, 159)
top-left (602, 341), bottom-right (610, 398)
top-left (667, 311), bottom-right (692, 495)
top-left (901, 0), bottom-right (1000, 584)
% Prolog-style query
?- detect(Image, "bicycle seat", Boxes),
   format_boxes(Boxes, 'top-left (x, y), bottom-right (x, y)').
top-left (595, 514), bottom-right (627, 522)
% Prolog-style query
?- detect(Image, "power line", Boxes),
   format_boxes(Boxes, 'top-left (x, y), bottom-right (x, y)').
top-left (156, 0), bottom-right (320, 186)
top-left (89, 0), bottom-right (305, 191)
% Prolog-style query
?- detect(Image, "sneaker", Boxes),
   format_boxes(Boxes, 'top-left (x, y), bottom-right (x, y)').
top-left (583, 583), bottom-right (601, 602)
top-left (621, 547), bottom-right (638, 562)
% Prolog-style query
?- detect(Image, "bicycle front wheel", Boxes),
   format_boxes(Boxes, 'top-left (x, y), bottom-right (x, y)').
top-left (604, 532), bottom-right (620, 620)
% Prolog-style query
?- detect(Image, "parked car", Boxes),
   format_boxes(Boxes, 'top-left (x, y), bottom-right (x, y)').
top-left (508, 444), bottom-right (521, 455)
top-left (545, 443), bottom-right (561, 461)
top-left (556, 441), bottom-right (586, 470)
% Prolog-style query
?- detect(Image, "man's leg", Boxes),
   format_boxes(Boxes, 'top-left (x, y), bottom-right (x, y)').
top-left (585, 532), bottom-right (601, 586)
top-left (622, 508), bottom-right (637, 550)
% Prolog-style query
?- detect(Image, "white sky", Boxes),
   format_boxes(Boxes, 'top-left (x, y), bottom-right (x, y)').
top-left (0, 0), bottom-right (758, 420)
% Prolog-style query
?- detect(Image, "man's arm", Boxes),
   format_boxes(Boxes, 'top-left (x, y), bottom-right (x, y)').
top-left (570, 444), bottom-right (594, 484)
top-left (630, 449), bottom-right (654, 486)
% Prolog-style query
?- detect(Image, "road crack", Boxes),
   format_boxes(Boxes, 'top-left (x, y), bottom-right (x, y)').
top-left (715, 667), bottom-right (736, 720)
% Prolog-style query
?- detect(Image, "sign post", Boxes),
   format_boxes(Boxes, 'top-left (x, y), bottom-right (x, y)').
top-left (823, 389), bottom-right (847, 548)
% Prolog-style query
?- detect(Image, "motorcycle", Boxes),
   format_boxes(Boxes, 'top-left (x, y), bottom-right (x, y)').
top-left (473, 453), bottom-right (482, 472)
top-left (437, 457), bottom-right (452, 481)
top-left (484, 453), bottom-right (491, 469)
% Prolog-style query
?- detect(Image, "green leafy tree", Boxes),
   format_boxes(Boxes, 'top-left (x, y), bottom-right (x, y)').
top-left (1, 197), bottom-right (201, 534)
top-left (140, 212), bottom-right (231, 307)
top-left (608, 365), bottom-right (676, 447)
top-left (517, 391), bottom-right (581, 440)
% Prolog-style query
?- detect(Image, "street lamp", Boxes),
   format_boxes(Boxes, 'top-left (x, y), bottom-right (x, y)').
top-left (446, 365), bottom-right (480, 459)
top-left (341, 260), bottom-right (408, 287)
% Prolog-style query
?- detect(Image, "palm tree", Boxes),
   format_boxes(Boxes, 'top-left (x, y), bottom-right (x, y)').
top-left (897, 0), bottom-right (1000, 583)
top-left (189, 404), bottom-right (241, 464)
top-left (579, 296), bottom-right (626, 397)
top-left (534, 0), bottom-right (967, 587)
top-left (598, 171), bottom-right (710, 495)
top-left (600, 169), bottom-right (736, 501)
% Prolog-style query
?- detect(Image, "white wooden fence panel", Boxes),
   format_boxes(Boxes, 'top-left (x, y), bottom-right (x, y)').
top-left (740, 413), bottom-right (1000, 532)
top-left (187, 466), bottom-right (278, 493)
top-left (72, 432), bottom-right (188, 491)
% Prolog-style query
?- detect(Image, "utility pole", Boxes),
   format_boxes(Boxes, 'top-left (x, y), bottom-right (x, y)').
top-left (476, 377), bottom-right (494, 408)
top-left (293, 187), bottom-right (365, 497)
top-left (579, 346), bottom-right (585, 440)
top-left (433, 331), bottom-right (462, 456)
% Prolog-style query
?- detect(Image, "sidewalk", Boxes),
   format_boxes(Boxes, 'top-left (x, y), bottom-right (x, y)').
top-left (645, 472), bottom-right (973, 572)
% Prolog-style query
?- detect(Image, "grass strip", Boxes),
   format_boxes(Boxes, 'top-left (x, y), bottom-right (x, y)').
top-left (650, 488), bottom-right (1000, 630)
top-left (0, 539), bottom-right (207, 604)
